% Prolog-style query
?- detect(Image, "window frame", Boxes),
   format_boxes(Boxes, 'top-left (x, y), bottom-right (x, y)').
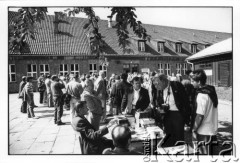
top-left (39, 64), bottom-right (50, 76)
top-left (157, 42), bottom-right (164, 53)
top-left (138, 41), bottom-right (145, 52)
top-left (89, 63), bottom-right (97, 74)
top-left (9, 64), bottom-right (16, 82)
top-left (176, 63), bottom-right (182, 74)
top-left (165, 63), bottom-right (171, 76)
top-left (191, 44), bottom-right (197, 54)
top-left (70, 64), bottom-right (79, 75)
top-left (59, 64), bottom-right (68, 76)
top-left (183, 63), bottom-right (187, 75)
top-left (158, 63), bottom-right (164, 74)
top-left (27, 64), bottom-right (37, 79)
top-left (176, 43), bottom-right (182, 53)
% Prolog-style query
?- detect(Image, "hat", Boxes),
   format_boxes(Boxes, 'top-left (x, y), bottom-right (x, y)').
top-left (22, 76), bottom-right (27, 80)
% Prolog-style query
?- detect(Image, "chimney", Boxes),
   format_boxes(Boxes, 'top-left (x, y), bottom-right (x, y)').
top-left (54, 12), bottom-right (59, 34)
top-left (107, 15), bottom-right (113, 28)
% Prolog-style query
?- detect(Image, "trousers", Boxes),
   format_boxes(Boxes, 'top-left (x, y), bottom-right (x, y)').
top-left (53, 96), bottom-right (63, 123)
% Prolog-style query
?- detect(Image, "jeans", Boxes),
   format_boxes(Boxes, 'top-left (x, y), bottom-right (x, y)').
top-left (39, 92), bottom-right (44, 103)
top-left (53, 96), bottom-right (63, 123)
top-left (196, 134), bottom-right (218, 155)
top-left (47, 93), bottom-right (54, 107)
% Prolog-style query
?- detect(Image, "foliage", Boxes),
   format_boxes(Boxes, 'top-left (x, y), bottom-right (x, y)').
top-left (9, 7), bottom-right (47, 53)
top-left (9, 7), bottom-right (149, 55)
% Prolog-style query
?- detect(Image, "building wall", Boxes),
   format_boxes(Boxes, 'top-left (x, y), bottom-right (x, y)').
top-left (9, 56), bottom-right (190, 93)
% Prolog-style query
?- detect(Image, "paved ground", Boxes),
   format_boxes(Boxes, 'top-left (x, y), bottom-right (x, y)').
top-left (9, 93), bottom-right (232, 155)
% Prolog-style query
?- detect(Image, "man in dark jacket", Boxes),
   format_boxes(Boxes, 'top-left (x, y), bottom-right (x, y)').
top-left (19, 76), bottom-right (27, 113)
top-left (72, 101), bottom-right (117, 154)
top-left (110, 73), bottom-right (132, 115)
top-left (153, 74), bottom-right (191, 147)
top-left (51, 75), bottom-right (65, 125)
top-left (122, 76), bottom-right (150, 115)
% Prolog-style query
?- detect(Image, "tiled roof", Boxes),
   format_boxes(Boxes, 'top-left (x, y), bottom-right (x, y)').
top-left (9, 11), bottom-right (231, 57)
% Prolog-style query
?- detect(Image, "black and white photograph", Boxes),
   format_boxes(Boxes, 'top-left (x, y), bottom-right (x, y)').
top-left (1, 0), bottom-right (239, 163)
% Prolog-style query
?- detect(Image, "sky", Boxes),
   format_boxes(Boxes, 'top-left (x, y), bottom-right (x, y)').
top-left (9, 7), bottom-right (232, 33)
top-left (49, 7), bottom-right (232, 33)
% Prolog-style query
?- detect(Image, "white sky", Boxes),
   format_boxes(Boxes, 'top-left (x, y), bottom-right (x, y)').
top-left (47, 7), bottom-right (232, 33)
top-left (9, 7), bottom-right (232, 33)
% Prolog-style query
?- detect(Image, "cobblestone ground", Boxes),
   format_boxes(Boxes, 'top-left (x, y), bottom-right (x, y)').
top-left (9, 93), bottom-right (232, 155)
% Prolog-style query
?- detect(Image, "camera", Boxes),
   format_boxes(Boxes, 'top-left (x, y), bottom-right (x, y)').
top-left (161, 103), bottom-right (170, 113)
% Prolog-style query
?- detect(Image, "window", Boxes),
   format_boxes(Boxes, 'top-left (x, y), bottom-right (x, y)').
top-left (99, 64), bottom-right (107, 77)
top-left (9, 64), bottom-right (16, 82)
top-left (176, 43), bottom-right (182, 53)
top-left (71, 64), bottom-right (79, 76)
top-left (123, 64), bottom-right (130, 73)
top-left (89, 63), bottom-right (97, 74)
top-left (59, 64), bottom-right (68, 76)
top-left (183, 63), bottom-right (188, 75)
top-left (138, 41), bottom-right (145, 52)
top-left (132, 64), bottom-right (139, 73)
top-left (158, 63), bottom-right (164, 74)
top-left (157, 42), bottom-right (164, 52)
top-left (176, 63), bottom-right (182, 74)
top-left (191, 44), bottom-right (197, 54)
top-left (27, 64), bottom-right (37, 79)
top-left (165, 63), bottom-right (171, 76)
top-left (39, 64), bottom-right (50, 76)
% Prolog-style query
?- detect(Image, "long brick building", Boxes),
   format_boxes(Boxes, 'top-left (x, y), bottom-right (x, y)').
top-left (8, 11), bottom-right (231, 93)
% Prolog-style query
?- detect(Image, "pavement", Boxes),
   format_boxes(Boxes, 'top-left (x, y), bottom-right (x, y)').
top-left (9, 93), bottom-right (233, 155)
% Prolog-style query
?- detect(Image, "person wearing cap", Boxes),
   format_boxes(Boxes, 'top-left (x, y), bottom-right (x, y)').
top-left (19, 76), bottom-right (27, 113)
top-left (94, 71), bottom-right (108, 123)
top-left (24, 76), bottom-right (39, 119)
top-left (51, 75), bottom-right (65, 125)
top-left (102, 125), bottom-right (141, 155)
top-left (66, 73), bottom-right (83, 123)
top-left (71, 101), bottom-right (117, 154)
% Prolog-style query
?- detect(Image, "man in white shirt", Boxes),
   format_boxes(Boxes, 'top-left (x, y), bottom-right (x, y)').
top-left (191, 69), bottom-right (218, 155)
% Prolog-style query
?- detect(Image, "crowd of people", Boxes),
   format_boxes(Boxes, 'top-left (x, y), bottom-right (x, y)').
top-left (18, 69), bottom-right (218, 155)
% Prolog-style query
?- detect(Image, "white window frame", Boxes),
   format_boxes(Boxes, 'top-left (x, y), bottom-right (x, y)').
top-left (70, 64), bottom-right (79, 75)
top-left (165, 63), bottom-right (171, 76)
top-left (59, 64), bottom-right (68, 76)
top-left (39, 64), bottom-right (50, 76)
top-left (176, 63), bottom-right (182, 74)
top-left (176, 43), bottom-right (182, 53)
top-left (157, 42), bottom-right (164, 52)
top-left (183, 63), bottom-right (188, 75)
top-left (27, 64), bottom-right (37, 79)
top-left (99, 64), bottom-right (107, 76)
top-left (138, 41), bottom-right (145, 52)
top-left (191, 44), bottom-right (197, 54)
top-left (158, 63), bottom-right (164, 74)
top-left (89, 63), bottom-right (97, 74)
top-left (9, 64), bottom-right (16, 82)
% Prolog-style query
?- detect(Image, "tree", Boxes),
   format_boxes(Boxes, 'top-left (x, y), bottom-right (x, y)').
top-left (9, 7), bottom-right (149, 55)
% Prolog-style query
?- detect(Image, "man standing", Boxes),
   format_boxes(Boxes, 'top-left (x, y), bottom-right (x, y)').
top-left (66, 74), bottom-right (83, 123)
top-left (123, 76), bottom-right (150, 115)
top-left (111, 73), bottom-right (132, 115)
top-left (45, 74), bottom-right (54, 107)
top-left (19, 76), bottom-right (27, 113)
top-left (95, 70), bottom-right (108, 123)
top-left (51, 75), bottom-right (65, 125)
top-left (37, 74), bottom-right (46, 104)
top-left (191, 69), bottom-right (218, 155)
top-left (25, 76), bottom-right (39, 119)
top-left (153, 74), bottom-right (190, 147)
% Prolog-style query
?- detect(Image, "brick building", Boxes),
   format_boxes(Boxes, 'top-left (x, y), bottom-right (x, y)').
top-left (8, 11), bottom-right (231, 93)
